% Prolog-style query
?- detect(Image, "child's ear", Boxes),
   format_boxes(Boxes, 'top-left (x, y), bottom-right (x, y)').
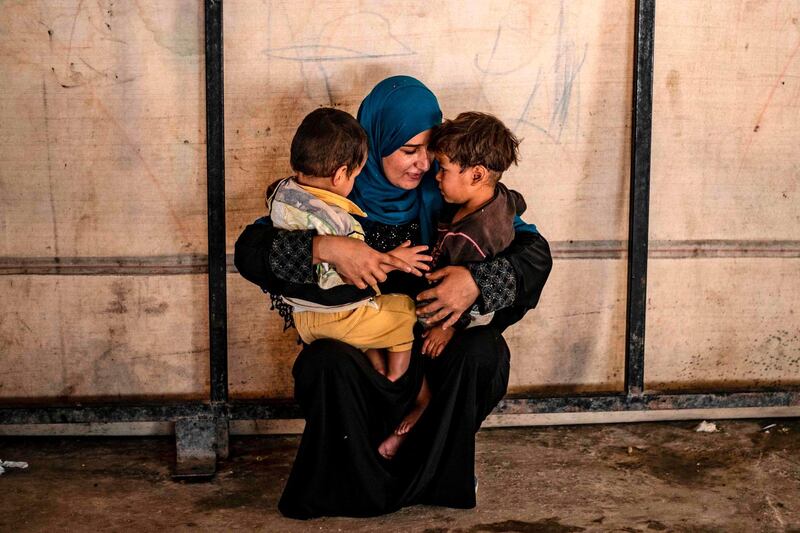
top-left (471, 165), bottom-right (489, 185)
top-left (332, 165), bottom-right (350, 185)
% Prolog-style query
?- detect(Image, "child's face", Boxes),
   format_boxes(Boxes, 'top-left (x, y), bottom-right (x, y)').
top-left (434, 153), bottom-right (478, 204)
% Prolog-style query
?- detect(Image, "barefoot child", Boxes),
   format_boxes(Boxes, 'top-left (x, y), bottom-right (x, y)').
top-left (267, 108), bottom-right (432, 458)
top-left (420, 112), bottom-right (527, 356)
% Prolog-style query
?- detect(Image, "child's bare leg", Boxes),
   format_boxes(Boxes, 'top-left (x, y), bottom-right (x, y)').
top-left (364, 348), bottom-right (387, 376)
top-left (385, 349), bottom-right (410, 382)
top-left (378, 376), bottom-right (431, 460)
top-left (396, 376), bottom-right (430, 435)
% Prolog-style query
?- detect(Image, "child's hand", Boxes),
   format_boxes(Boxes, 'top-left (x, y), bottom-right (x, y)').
top-left (422, 325), bottom-right (455, 358)
top-left (387, 241), bottom-right (432, 276)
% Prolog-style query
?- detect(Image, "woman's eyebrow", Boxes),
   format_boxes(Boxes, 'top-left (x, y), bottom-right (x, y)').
top-left (401, 143), bottom-right (425, 148)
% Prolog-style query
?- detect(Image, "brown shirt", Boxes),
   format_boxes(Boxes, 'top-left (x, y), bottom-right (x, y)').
top-left (431, 182), bottom-right (527, 268)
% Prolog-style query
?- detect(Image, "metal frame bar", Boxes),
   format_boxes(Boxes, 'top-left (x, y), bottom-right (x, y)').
top-left (205, 0), bottom-right (228, 406)
top-left (625, 0), bottom-right (655, 398)
top-left (1, 0), bottom-right (798, 432)
top-left (4, 390), bottom-right (800, 426)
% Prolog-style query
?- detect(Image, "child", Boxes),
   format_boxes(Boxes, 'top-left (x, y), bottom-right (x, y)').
top-left (267, 107), bottom-right (431, 459)
top-left (420, 111), bottom-right (526, 356)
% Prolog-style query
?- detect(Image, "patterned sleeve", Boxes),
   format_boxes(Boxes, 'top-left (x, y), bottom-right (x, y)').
top-left (468, 256), bottom-right (518, 313)
top-left (269, 229), bottom-right (316, 284)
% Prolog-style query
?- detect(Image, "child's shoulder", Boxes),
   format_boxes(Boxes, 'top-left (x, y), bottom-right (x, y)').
top-left (496, 182), bottom-right (527, 217)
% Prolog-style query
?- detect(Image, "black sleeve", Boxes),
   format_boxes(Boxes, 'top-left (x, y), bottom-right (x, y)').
top-left (468, 258), bottom-right (518, 313)
top-left (502, 231), bottom-right (553, 310)
top-left (233, 219), bottom-right (375, 305)
top-left (233, 219), bottom-right (285, 293)
top-left (468, 230), bottom-right (553, 332)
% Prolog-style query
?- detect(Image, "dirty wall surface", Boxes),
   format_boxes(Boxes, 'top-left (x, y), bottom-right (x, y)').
top-left (646, 0), bottom-right (800, 391)
top-left (1, 0), bottom-right (797, 404)
top-left (225, 0), bottom-right (635, 399)
top-left (0, 1), bottom-right (209, 401)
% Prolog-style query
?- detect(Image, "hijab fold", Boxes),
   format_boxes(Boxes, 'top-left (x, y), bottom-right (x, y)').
top-left (349, 76), bottom-right (443, 245)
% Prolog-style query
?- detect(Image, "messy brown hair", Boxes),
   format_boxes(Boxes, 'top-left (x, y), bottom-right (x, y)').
top-left (290, 107), bottom-right (368, 177)
top-left (429, 111), bottom-right (520, 180)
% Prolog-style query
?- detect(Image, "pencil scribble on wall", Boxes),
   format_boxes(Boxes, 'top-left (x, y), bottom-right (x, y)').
top-left (520, 2), bottom-right (587, 143)
top-left (264, 7), bottom-right (416, 105)
top-left (473, 1), bottom-right (587, 144)
top-left (264, 11), bottom-right (415, 62)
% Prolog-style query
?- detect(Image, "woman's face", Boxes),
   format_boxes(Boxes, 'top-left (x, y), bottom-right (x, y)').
top-left (381, 129), bottom-right (433, 190)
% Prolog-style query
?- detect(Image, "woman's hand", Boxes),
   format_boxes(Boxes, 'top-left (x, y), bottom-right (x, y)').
top-left (388, 241), bottom-right (432, 274)
top-left (416, 266), bottom-right (480, 329)
top-left (313, 236), bottom-right (422, 291)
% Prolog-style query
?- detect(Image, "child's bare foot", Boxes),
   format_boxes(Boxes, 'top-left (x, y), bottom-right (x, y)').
top-left (378, 377), bottom-right (431, 459)
top-left (395, 403), bottom-right (424, 436)
top-left (378, 432), bottom-right (406, 460)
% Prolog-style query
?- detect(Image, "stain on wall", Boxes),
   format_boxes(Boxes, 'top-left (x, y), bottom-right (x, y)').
top-left (0, 1), bottom-right (208, 402)
top-left (647, 0), bottom-right (800, 390)
top-left (224, 0), bottom-right (635, 398)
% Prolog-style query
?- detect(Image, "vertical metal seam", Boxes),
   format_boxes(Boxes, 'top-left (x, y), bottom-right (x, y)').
top-left (625, 0), bottom-right (655, 398)
top-left (205, 0), bottom-right (228, 404)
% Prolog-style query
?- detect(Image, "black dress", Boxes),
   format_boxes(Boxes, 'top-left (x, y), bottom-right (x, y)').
top-left (234, 217), bottom-right (552, 519)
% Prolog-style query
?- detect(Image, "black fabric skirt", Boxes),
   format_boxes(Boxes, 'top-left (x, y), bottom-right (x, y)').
top-left (278, 325), bottom-right (511, 519)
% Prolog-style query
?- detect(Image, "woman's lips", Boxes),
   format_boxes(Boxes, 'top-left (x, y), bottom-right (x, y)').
top-left (406, 172), bottom-right (423, 181)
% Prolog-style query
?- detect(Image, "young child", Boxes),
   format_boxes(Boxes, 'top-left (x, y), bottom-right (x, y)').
top-left (267, 107), bottom-right (431, 459)
top-left (421, 111), bottom-right (527, 356)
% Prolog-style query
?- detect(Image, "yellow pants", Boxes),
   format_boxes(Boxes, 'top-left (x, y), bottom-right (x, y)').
top-left (293, 294), bottom-right (416, 353)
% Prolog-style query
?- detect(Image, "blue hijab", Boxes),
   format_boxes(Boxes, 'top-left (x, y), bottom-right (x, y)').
top-left (349, 76), bottom-right (443, 245)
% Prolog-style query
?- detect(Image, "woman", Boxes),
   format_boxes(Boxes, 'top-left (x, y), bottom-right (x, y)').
top-left (235, 76), bottom-right (552, 518)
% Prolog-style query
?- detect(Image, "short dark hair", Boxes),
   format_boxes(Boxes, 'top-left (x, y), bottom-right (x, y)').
top-left (290, 108), bottom-right (368, 177)
top-left (429, 112), bottom-right (520, 180)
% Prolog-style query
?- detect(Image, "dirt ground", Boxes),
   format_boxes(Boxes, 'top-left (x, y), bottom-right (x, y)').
top-left (2, 419), bottom-right (799, 532)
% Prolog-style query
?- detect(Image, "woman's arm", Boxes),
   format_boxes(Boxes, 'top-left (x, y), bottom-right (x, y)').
top-left (234, 218), bottom-right (422, 294)
top-left (415, 230), bottom-right (552, 330)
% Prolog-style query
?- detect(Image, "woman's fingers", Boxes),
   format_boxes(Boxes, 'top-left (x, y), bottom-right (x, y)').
top-left (427, 309), bottom-right (454, 327)
top-left (360, 272), bottom-right (381, 294)
top-left (417, 266), bottom-right (479, 321)
top-left (439, 312), bottom-right (462, 331)
top-left (318, 236), bottom-right (401, 284)
top-left (415, 300), bottom-right (443, 321)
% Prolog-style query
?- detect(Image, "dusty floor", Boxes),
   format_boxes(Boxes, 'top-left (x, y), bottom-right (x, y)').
top-left (2, 419), bottom-right (799, 532)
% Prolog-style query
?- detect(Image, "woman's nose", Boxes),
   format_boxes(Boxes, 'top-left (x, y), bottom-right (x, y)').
top-left (415, 148), bottom-right (431, 171)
